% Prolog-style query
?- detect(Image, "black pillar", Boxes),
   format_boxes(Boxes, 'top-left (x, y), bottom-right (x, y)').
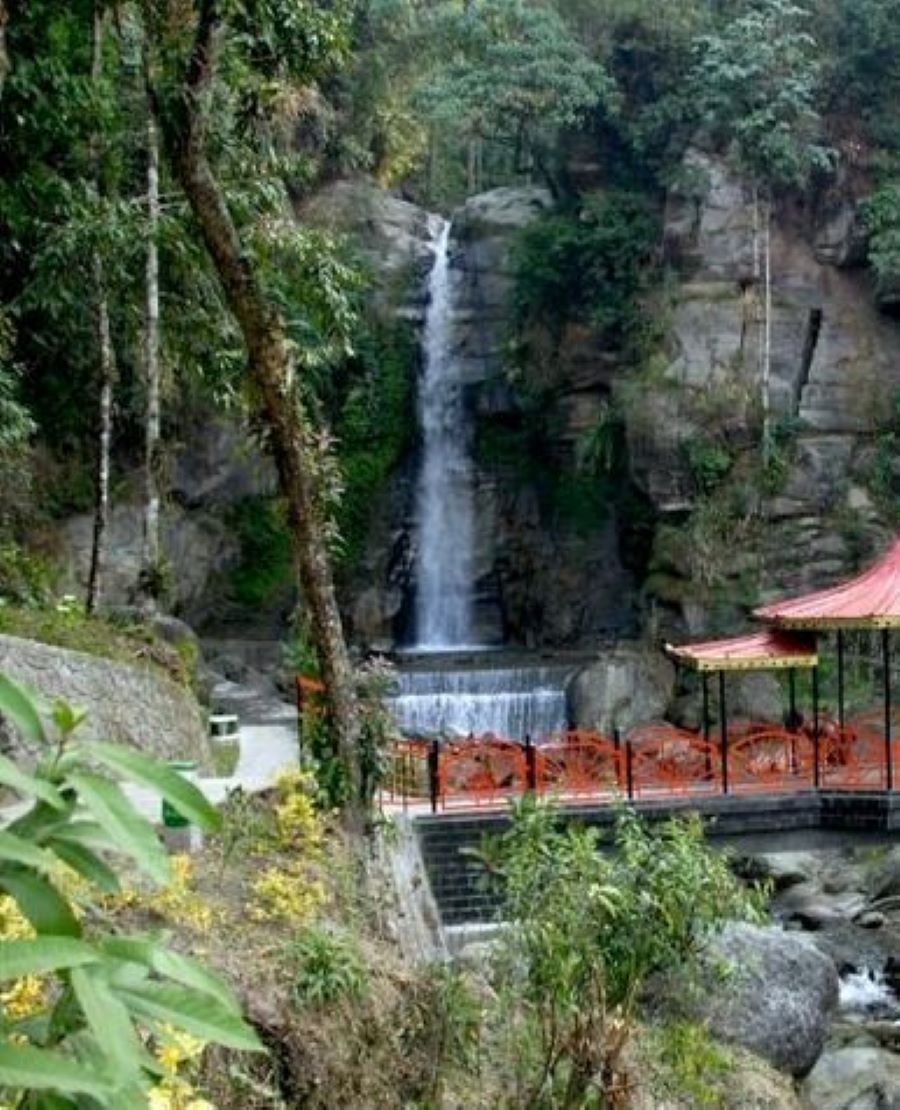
top-left (702, 673), bottom-right (711, 741)
top-left (428, 739), bottom-right (440, 813)
top-left (524, 735), bottom-right (537, 793)
top-left (812, 664), bottom-right (820, 789)
top-left (837, 629), bottom-right (846, 730)
top-left (788, 668), bottom-right (797, 724)
top-left (719, 670), bottom-right (729, 795)
top-left (884, 629), bottom-right (893, 791)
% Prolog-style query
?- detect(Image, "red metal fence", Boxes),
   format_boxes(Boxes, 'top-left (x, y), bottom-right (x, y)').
top-left (380, 713), bottom-right (900, 812)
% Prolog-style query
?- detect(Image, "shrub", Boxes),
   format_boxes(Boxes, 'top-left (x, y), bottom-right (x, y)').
top-left (0, 672), bottom-right (261, 1105)
top-left (487, 799), bottom-right (763, 1107)
top-left (289, 926), bottom-right (368, 1007)
top-left (512, 192), bottom-right (659, 348)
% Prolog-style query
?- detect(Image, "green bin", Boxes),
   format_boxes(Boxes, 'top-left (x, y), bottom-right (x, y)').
top-left (161, 760), bottom-right (198, 828)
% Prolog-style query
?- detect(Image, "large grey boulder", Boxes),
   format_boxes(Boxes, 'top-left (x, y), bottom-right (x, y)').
top-left (675, 923), bottom-right (839, 1078)
top-left (0, 634), bottom-right (211, 768)
top-left (802, 1047), bottom-right (900, 1109)
top-left (567, 647), bottom-right (674, 734)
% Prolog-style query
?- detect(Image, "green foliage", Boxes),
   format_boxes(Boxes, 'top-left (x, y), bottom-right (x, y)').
top-left (487, 798), bottom-right (763, 1106)
top-left (0, 544), bottom-right (57, 608)
top-left (0, 672), bottom-right (261, 1106)
top-left (289, 925), bottom-right (368, 1007)
top-left (0, 603), bottom-right (197, 690)
top-left (690, 0), bottom-right (834, 189)
top-left (420, 0), bottom-right (614, 182)
top-left (683, 438), bottom-right (735, 495)
top-left (646, 1020), bottom-right (732, 1108)
top-left (332, 322), bottom-right (416, 568)
top-left (861, 184), bottom-right (900, 297)
top-left (512, 192), bottom-right (658, 347)
top-left (227, 497), bottom-right (293, 609)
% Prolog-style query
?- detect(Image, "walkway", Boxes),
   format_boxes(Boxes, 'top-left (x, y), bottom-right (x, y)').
top-left (121, 677), bottom-right (300, 822)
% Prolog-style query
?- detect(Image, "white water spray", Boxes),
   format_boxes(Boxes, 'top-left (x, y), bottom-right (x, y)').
top-left (414, 218), bottom-right (476, 649)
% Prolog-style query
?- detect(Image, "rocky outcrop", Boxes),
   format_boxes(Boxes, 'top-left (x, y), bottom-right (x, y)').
top-left (567, 647), bottom-right (674, 734)
top-left (0, 634), bottom-right (211, 767)
top-left (632, 145), bottom-right (900, 636)
top-left (672, 923), bottom-right (839, 1078)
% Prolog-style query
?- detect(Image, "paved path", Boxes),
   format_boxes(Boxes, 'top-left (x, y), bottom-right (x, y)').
top-left (118, 678), bottom-right (300, 822)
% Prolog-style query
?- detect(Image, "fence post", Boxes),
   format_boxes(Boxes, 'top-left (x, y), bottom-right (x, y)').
top-left (812, 665), bottom-right (820, 790)
top-left (428, 739), bottom-right (440, 814)
top-left (719, 670), bottom-right (729, 796)
top-left (626, 739), bottom-right (634, 801)
top-left (524, 735), bottom-right (537, 793)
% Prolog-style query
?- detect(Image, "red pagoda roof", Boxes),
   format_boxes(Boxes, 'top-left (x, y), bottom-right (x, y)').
top-left (755, 538), bottom-right (900, 629)
top-left (665, 629), bottom-right (818, 672)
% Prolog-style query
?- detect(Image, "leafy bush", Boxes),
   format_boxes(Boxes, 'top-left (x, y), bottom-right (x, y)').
top-left (512, 192), bottom-right (659, 348)
top-left (0, 543), bottom-right (56, 607)
top-left (486, 799), bottom-right (763, 1107)
top-left (333, 321), bottom-right (416, 568)
top-left (0, 672), bottom-right (261, 1105)
top-left (227, 497), bottom-right (294, 609)
top-left (289, 926), bottom-right (368, 1007)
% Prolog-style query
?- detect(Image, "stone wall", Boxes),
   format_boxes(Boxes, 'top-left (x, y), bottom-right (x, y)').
top-left (0, 634), bottom-right (211, 767)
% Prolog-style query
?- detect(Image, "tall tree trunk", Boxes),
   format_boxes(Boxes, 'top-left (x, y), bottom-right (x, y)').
top-left (86, 2), bottom-right (114, 615)
top-left (762, 196), bottom-right (773, 467)
top-left (140, 70), bottom-right (162, 609)
top-left (87, 259), bottom-right (115, 615)
top-left (152, 1), bottom-right (362, 814)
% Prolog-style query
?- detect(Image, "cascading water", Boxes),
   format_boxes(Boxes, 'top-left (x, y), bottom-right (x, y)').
top-left (395, 216), bottom-right (575, 740)
top-left (413, 218), bottom-right (476, 650)
top-left (389, 664), bottom-right (572, 740)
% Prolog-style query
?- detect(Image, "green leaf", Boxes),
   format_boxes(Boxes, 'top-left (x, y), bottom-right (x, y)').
top-left (46, 838), bottom-right (121, 894)
top-left (65, 773), bottom-right (170, 886)
top-left (43, 819), bottom-right (110, 850)
top-left (0, 937), bottom-right (98, 980)
top-left (0, 673), bottom-right (47, 746)
top-left (0, 1040), bottom-right (112, 1096)
top-left (70, 966), bottom-right (150, 1078)
top-left (78, 741), bottom-right (221, 832)
top-left (0, 753), bottom-right (65, 810)
top-left (101, 936), bottom-right (239, 1010)
top-left (0, 868), bottom-right (81, 937)
top-left (117, 982), bottom-right (263, 1052)
top-left (0, 829), bottom-right (56, 873)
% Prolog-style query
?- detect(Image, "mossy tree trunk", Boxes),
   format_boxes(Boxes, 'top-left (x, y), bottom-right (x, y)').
top-left (148, 0), bottom-right (363, 818)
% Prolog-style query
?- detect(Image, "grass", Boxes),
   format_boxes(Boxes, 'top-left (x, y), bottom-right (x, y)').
top-left (0, 603), bottom-right (197, 690)
top-left (210, 738), bottom-right (241, 777)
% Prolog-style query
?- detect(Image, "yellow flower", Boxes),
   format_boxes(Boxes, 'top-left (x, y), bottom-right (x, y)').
top-left (248, 865), bottom-right (325, 925)
top-left (1, 976), bottom-right (45, 1021)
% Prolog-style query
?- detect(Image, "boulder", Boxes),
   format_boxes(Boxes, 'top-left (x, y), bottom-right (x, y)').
top-left (0, 634), bottom-right (211, 768)
top-left (802, 1047), bottom-right (900, 1109)
top-left (671, 923), bottom-right (839, 1078)
top-left (729, 672), bottom-right (785, 724)
top-left (567, 647), bottom-right (675, 735)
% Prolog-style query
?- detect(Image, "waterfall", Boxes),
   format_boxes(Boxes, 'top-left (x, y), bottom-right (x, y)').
top-left (413, 218), bottom-right (476, 650)
top-left (389, 664), bottom-right (572, 740)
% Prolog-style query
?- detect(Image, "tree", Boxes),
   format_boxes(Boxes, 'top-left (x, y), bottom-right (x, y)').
top-left (690, 0), bottom-right (834, 464)
top-left (86, 2), bottom-right (117, 615)
top-left (139, 35), bottom-right (162, 609)
top-left (142, 0), bottom-right (364, 818)
top-left (420, 0), bottom-right (614, 195)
